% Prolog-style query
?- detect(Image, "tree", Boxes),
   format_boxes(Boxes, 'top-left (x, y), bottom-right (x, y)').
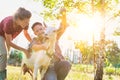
top-left (33, 0), bottom-right (120, 79)
top-left (105, 40), bottom-right (120, 67)
top-left (34, 0), bottom-right (90, 20)
top-left (75, 40), bottom-right (94, 64)
top-left (94, 0), bottom-right (105, 80)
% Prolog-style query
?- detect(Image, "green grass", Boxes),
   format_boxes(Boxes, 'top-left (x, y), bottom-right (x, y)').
top-left (7, 64), bottom-right (120, 80)
top-left (7, 65), bottom-right (93, 80)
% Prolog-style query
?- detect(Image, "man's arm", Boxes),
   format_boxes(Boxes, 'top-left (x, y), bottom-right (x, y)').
top-left (31, 43), bottom-right (48, 52)
top-left (54, 8), bottom-right (68, 60)
top-left (30, 38), bottom-right (48, 52)
top-left (55, 41), bottom-right (64, 60)
top-left (56, 8), bottom-right (68, 40)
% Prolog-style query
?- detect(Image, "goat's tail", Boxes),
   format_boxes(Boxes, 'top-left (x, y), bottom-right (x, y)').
top-left (19, 59), bottom-right (33, 80)
top-left (18, 59), bottom-right (27, 80)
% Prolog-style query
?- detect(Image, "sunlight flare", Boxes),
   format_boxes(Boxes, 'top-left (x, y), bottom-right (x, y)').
top-left (66, 12), bottom-right (103, 42)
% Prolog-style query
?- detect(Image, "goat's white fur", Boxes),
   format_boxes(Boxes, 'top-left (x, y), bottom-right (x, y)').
top-left (20, 27), bottom-right (57, 80)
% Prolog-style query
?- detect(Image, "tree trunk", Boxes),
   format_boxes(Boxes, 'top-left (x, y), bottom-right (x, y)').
top-left (91, 0), bottom-right (96, 75)
top-left (94, 44), bottom-right (104, 80)
top-left (94, 0), bottom-right (105, 80)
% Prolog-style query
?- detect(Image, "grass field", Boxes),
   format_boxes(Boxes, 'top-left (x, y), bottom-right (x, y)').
top-left (7, 64), bottom-right (120, 80)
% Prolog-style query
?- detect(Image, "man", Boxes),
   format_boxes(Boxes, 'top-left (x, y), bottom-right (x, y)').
top-left (30, 8), bottom-right (71, 80)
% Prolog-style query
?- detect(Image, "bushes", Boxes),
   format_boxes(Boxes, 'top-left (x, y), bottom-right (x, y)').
top-left (8, 50), bottom-right (23, 66)
top-left (105, 67), bottom-right (115, 75)
top-left (72, 64), bottom-right (120, 76)
top-left (72, 64), bottom-right (94, 73)
top-left (115, 68), bottom-right (120, 75)
top-left (104, 66), bottom-right (120, 76)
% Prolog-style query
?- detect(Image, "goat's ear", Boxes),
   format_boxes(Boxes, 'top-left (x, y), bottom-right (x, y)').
top-left (43, 21), bottom-right (47, 28)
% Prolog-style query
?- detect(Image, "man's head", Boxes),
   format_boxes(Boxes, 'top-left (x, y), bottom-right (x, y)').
top-left (31, 22), bottom-right (45, 37)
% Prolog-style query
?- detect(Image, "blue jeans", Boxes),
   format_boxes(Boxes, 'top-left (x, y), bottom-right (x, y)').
top-left (0, 36), bottom-right (7, 80)
top-left (0, 69), bottom-right (6, 80)
top-left (42, 60), bottom-right (71, 80)
top-left (42, 65), bottom-right (57, 80)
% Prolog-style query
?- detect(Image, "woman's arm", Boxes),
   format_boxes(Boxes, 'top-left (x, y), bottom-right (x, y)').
top-left (23, 30), bottom-right (32, 42)
top-left (5, 33), bottom-right (30, 58)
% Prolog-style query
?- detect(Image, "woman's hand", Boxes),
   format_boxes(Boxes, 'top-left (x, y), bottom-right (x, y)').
top-left (23, 49), bottom-right (31, 58)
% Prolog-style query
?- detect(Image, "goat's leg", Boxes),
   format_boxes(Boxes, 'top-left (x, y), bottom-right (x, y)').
top-left (40, 66), bottom-right (48, 80)
top-left (18, 62), bottom-right (25, 80)
top-left (18, 66), bottom-right (23, 80)
top-left (33, 64), bottom-right (39, 80)
top-left (29, 69), bottom-right (33, 78)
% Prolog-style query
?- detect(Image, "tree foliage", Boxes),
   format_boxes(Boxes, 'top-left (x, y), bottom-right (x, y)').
top-left (74, 40), bottom-right (120, 67)
top-left (105, 40), bottom-right (120, 67)
top-left (34, 0), bottom-right (120, 21)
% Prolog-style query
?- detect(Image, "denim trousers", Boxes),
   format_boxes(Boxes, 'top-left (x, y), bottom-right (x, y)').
top-left (42, 60), bottom-right (71, 80)
top-left (0, 69), bottom-right (6, 80)
top-left (0, 36), bottom-right (7, 80)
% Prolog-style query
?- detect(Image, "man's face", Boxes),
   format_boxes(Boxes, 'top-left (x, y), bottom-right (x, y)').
top-left (33, 24), bottom-right (45, 37)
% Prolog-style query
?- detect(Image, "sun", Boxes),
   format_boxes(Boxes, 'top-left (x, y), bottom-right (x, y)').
top-left (65, 12), bottom-right (103, 43)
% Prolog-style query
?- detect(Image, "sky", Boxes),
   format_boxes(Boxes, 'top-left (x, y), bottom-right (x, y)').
top-left (0, 0), bottom-right (45, 23)
top-left (0, 0), bottom-right (120, 49)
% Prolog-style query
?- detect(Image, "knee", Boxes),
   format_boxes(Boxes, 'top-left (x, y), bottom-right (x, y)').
top-left (64, 61), bottom-right (71, 71)
top-left (59, 60), bottom-right (72, 72)
top-left (55, 61), bottom-right (71, 79)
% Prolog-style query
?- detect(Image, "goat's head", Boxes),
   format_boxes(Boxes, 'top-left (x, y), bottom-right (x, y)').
top-left (44, 27), bottom-right (57, 57)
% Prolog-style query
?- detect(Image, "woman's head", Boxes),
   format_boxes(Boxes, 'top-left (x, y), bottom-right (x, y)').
top-left (32, 22), bottom-right (45, 37)
top-left (14, 7), bottom-right (32, 28)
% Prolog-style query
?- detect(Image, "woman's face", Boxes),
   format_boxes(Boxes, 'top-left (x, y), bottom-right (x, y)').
top-left (33, 24), bottom-right (45, 37)
top-left (16, 18), bottom-right (30, 28)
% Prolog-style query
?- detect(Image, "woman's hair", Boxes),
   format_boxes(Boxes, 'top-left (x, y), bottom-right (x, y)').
top-left (14, 7), bottom-right (32, 20)
top-left (31, 22), bottom-right (43, 30)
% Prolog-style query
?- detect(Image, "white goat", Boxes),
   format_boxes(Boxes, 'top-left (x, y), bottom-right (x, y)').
top-left (20, 27), bottom-right (57, 80)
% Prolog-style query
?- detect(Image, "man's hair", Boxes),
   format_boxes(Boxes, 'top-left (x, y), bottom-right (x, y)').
top-left (31, 22), bottom-right (43, 30)
top-left (14, 7), bottom-right (32, 20)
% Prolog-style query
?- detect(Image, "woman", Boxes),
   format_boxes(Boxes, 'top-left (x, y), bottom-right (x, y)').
top-left (0, 7), bottom-right (32, 80)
